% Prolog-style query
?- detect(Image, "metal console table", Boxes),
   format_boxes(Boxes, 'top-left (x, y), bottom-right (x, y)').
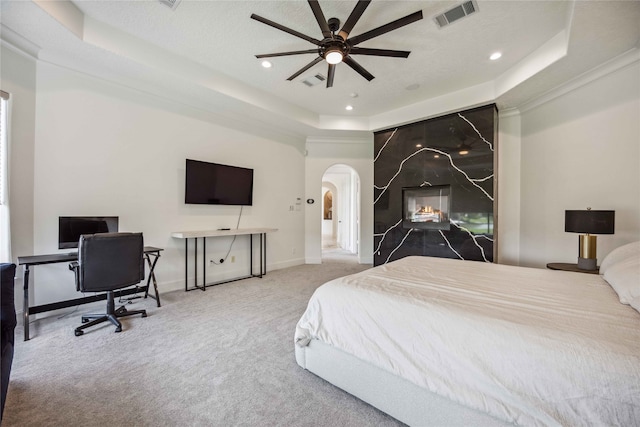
top-left (171, 228), bottom-right (277, 292)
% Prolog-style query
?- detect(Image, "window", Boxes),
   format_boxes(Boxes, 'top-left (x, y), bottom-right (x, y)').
top-left (0, 89), bottom-right (10, 262)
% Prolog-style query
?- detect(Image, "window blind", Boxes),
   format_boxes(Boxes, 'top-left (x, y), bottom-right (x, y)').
top-left (0, 90), bottom-right (9, 206)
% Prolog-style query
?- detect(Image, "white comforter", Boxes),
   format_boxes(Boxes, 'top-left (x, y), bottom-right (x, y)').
top-left (295, 256), bottom-right (640, 426)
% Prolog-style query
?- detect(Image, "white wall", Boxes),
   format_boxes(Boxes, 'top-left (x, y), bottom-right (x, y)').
top-left (305, 141), bottom-right (374, 264)
top-left (1, 45), bottom-right (36, 266)
top-left (26, 62), bottom-right (305, 306)
top-left (515, 59), bottom-right (640, 267)
top-left (496, 110), bottom-right (522, 265)
top-left (1, 45), bottom-right (37, 314)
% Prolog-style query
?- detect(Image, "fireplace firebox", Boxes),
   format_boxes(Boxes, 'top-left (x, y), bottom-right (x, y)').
top-left (402, 185), bottom-right (451, 230)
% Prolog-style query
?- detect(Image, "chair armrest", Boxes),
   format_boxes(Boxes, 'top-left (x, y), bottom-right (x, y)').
top-left (68, 262), bottom-right (80, 291)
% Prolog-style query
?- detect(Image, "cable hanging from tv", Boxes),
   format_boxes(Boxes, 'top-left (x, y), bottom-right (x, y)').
top-left (210, 206), bottom-right (244, 266)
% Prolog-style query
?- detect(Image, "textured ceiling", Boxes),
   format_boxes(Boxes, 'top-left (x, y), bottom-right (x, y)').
top-left (1, 0), bottom-right (639, 143)
top-left (71, 0), bottom-right (567, 116)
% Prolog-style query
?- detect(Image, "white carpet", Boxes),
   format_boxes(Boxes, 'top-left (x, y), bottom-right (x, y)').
top-left (3, 261), bottom-right (405, 427)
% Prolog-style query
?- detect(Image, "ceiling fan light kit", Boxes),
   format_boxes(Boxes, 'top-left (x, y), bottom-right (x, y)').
top-left (251, 0), bottom-right (424, 88)
top-left (324, 46), bottom-right (344, 64)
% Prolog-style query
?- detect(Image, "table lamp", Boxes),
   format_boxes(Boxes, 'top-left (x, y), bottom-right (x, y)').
top-left (565, 208), bottom-right (615, 271)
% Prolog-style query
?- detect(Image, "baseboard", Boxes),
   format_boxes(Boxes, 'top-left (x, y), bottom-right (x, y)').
top-left (15, 257), bottom-right (318, 317)
top-left (160, 258), bottom-right (306, 294)
top-left (159, 279), bottom-right (184, 293)
top-left (270, 258), bottom-right (305, 270)
top-left (358, 256), bottom-right (373, 264)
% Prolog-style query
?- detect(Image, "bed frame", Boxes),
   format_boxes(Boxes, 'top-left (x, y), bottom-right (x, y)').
top-left (296, 339), bottom-right (512, 426)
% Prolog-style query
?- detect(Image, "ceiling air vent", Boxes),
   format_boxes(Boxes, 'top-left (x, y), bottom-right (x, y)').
top-left (434, 0), bottom-right (477, 28)
top-left (158, 0), bottom-right (182, 11)
top-left (302, 74), bottom-right (326, 87)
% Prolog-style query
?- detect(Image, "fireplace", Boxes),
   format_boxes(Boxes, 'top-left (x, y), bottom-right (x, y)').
top-left (402, 185), bottom-right (451, 230)
top-left (374, 104), bottom-right (496, 265)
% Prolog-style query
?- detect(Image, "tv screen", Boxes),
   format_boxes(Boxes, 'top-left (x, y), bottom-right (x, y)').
top-left (185, 159), bottom-right (254, 206)
top-left (58, 216), bottom-right (119, 249)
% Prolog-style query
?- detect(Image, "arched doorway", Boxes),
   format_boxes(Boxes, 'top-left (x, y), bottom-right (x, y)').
top-left (321, 164), bottom-right (360, 262)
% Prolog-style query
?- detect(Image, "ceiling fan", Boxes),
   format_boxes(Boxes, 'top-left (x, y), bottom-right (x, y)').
top-left (251, 0), bottom-right (424, 88)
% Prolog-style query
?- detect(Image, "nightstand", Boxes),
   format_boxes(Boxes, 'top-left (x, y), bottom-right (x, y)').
top-left (546, 263), bottom-right (600, 274)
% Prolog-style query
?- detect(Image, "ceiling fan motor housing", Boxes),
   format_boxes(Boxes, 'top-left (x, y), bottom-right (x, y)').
top-left (320, 40), bottom-right (349, 59)
top-left (328, 17), bottom-right (341, 33)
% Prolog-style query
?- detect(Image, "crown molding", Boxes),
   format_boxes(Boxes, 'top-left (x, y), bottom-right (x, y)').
top-left (306, 135), bottom-right (373, 145)
top-left (0, 25), bottom-right (40, 59)
top-left (498, 108), bottom-right (521, 118)
top-left (518, 47), bottom-right (640, 114)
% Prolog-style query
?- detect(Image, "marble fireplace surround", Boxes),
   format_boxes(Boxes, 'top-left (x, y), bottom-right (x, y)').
top-left (373, 104), bottom-right (497, 266)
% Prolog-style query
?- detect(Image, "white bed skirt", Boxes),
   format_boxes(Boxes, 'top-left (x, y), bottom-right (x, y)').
top-left (296, 339), bottom-right (512, 426)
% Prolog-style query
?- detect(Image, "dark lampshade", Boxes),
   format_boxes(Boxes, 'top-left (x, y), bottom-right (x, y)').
top-left (565, 210), bottom-right (615, 235)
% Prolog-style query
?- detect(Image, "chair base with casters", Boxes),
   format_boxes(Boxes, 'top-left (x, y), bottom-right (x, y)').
top-left (75, 289), bottom-right (147, 336)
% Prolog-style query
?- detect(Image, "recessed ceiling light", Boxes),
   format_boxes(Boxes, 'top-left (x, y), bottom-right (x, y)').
top-left (261, 60), bottom-right (272, 68)
top-left (416, 144), bottom-right (422, 148)
top-left (489, 52), bottom-right (502, 61)
top-left (459, 150), bottom-right (469, 155)
top-left (434, 154), bottom-right (440, 158)
top-left (345, 105), bottom-right (353, 111)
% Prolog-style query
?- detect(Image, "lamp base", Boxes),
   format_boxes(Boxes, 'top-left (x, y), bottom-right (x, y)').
top-left (577, 257), bottom-right (597, 271)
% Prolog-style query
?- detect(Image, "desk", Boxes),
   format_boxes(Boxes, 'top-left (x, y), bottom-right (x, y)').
top-left (18, 247), bottom-right (162, 341)
top-left (171, 228), bottom-right (277, 291)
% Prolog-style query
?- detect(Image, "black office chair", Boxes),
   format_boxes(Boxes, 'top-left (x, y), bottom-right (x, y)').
top-left (69, 232), bottom-right (147, 336)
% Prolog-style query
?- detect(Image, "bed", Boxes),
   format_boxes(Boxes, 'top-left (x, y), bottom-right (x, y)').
top-left (295, 242), bottom-right (640, 426)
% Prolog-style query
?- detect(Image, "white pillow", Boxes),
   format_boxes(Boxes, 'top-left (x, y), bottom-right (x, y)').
top-left (599, 241), bottom-right (640, 275)
top-left (603, 255), bottom-right (640, 304)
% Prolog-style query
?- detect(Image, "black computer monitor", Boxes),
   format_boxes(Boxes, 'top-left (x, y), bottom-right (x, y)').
top-left (58, 216), bottom-right (119, 249)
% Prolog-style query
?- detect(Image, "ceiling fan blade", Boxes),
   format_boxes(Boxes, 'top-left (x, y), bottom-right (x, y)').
top-left (349, 47), bottom-right (411, 58)
top-left (308, 0), bottom-right (331, 39)
top-left (343, 56), bottom-right (374, 81)
top-left (348, 10), bottom-right (423, 46)
top-left (326, 63), bottom-right (336, 88)
top-left (338, 0), bottom-right (371, 41)
top-left (256, 49), bottom-right (319, 59)
top-left (251, 13), bottom-right (321, 45)
top-left (287, 57), bottom-right (324, 81)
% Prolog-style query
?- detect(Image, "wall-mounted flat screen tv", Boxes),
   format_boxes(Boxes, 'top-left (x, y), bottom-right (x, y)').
top-left (185, 159), bottom-right (254, 206)
top-left (58, 216), bottom-right (119, 249)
